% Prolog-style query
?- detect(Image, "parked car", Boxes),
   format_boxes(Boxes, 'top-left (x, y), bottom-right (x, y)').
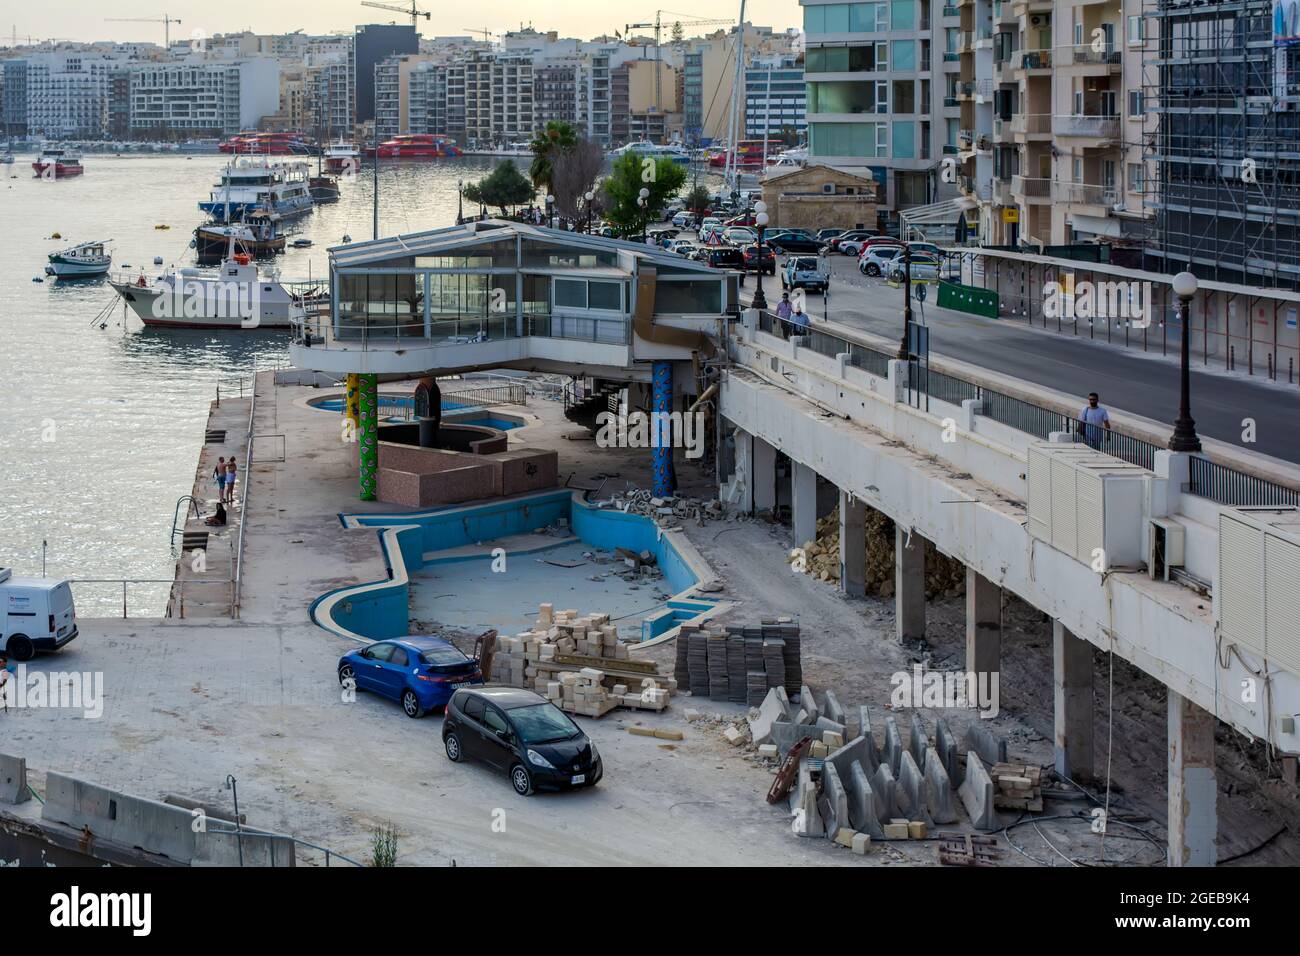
top-left (742, 243), bottom-right (777, 275)
top-left (725, 212), bottom-right (756, 227)
top-left (699, 222), bottom-right (723, 243)
top-left (672, 211), bottom-right (695, 229)
top-left (443, 687), bottom-right (602, 795)
top-left (337, 635), bottom-right (483, 718)
top-left (782, 255), bottom-right (829, 293)
top-left (815, 228), bottom-right (846, 244)
top-left (704, 246), bottom-right (746, 270)
top-left (723, 226), bottom-right (758, 246)
top-left (859, 244), bottom-right (906, 276)
top-left (0, 568), bottom-right (77, 661)
top-left (766, 233), bottom-right (825, 254)
top-left (887, 254), bottom-right (948, 283)
top-left (853, 236), bottom-right (908, 258)
top-left (670, 239), bottom-right (701, 257)
top-left (831, 229), bottom-right (876, 254)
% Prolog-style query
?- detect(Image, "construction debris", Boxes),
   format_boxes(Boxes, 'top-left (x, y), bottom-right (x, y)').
top-left (937, 832), bottom-right (1003, 866)
top-left (489, 604), bottom-right (677, 717)
top-left (673, 619), bottom-right (802, 704)
top-left (593, 488), bottom-right (726, 531)
top-left (991, 762), bottom-right (1045, 812)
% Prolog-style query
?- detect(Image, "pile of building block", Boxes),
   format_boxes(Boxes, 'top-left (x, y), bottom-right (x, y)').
top-left (488, 604), bottom-right (675, 717)
top-left (990, 762), bottom-right (1044, 813)
top-left (673, 618), bottom-right (802, 704)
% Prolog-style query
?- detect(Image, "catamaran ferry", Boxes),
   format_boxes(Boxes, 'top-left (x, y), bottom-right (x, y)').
top-left (32, 147), bottom-right (84, 178)
top-left (198, 157), bottom-right (314, 222)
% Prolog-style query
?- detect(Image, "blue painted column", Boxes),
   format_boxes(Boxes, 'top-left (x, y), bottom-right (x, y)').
top-left (651, 360), bottom-right (674, 497)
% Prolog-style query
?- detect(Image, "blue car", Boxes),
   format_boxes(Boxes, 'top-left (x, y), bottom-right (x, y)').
top-left (337, 636), bottom-right (484, 718)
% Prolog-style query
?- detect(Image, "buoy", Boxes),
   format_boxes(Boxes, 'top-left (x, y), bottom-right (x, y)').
top-left (153, 256), bottom-right (164, 265)
top-left (32, 276), bottom-right (43, 282)
top-left (155, 224), bottom-right (170, 230)
top-left (51, 232), bottom-right (62, 239)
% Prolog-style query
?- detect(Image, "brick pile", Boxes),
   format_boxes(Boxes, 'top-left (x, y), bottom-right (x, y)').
top-left (673, 619), bottom-right (801, 705)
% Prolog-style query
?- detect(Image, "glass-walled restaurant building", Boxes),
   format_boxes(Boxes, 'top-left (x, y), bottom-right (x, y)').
top-left (291, 220), bottom-right (741, 374)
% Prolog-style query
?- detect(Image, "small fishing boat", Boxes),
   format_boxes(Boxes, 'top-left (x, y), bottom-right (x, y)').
top-left (194, 213), bottom-right (286, 261)
top-left (45, 240), bottom-right (112, 278)
top-left (309, 175), bottom-right (340, 203)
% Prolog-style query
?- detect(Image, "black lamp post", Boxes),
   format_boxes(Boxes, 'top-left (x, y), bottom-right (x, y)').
top-left (751, 200), bottom-right (769, 311)
top-left (1168, 270), bottom-right (1202, 452)
top-left (584, 190), bottom-right (595, 233)
top-left (456, 178), bottom-right (464, 224)
top-left (545, 193), bottom-right (555, 230)
top-left (897, 240), bottom-right (914, 360)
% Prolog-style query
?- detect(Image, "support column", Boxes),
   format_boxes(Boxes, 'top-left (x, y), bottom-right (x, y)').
top-left (791, 461), bottom-right (818, 548)
top-left (965, 567), bottom-right (1001, 678)
top-left (839, 491), bottom-right (866, 598)
top-left (895, 526), bottom-right (925, 642)
top-left (752, 437), bottom-right (777, 514)
top-left (1168, 690), bottom-right (1217, 866)
top-left (1053, 620), bottom-right (1094, 782)
top-left (731, 428), bottom-right (755, 513)
top-left (357, 372), bottom-right (378, 502)
top-left (344, 373), bottom-right (360, 434)
top-left (651, 360), bottom-right (674, 498)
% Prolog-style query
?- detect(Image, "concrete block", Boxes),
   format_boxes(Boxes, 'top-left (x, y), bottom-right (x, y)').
top-left (824, 734), bottom-right (874, 784)
top-left (748, 686), bottom-right (790, 746)
top-left (924, 749), bottom-right (958, 824)
top-left (883, 821), bottom-right (910, 840)
top-left (654, 729), bottom-right (684, 741)
top-left (883, 715), bottom-right (903, 776)
top-left (819, 762), bottom-right (850, 840)
top-left (908, 712), bottom-right (929, 770)
top-left (822, 730), bottom-right (844, 749)
top-left (907, 820), bottom-right (928, 839)
top-left (771, 720), bottom-right (819, 760)
top-left (834, 827), bottom-right (856, 848)
top-left (897, 750), bottom-right (935, 828)
top-left (851, 831), bottom-right (871, 854)
top-left (0, 753), bottom-right (30, 804)
top-left (847, 760), bottom-right (886, 840)
top-left (799, 685), bottom-right (820, 722)
top-left (871, 762), bottom-right (900, 822)
top-left (958, 752), bottom-right (1001, 832)
top-left (815, 716), bottom-right (847, 738)
top-left (966, 723), bottom-right (1008, 768)
top-left (758, 744), bottom-right (778, 758)
top-left (821, 689), bottom-right (846, 727)
top-left (723, 725), bottom-right (745, 746)
top-left (935, 717), bottom-right (963, 787)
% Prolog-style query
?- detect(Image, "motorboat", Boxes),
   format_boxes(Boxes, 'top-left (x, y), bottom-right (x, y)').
top-left (198, 156), bottom-right (314, 222)
top-left (32, 146), bottom-right (83, 178)
top-left (45, 240), bottom-right (111, 278)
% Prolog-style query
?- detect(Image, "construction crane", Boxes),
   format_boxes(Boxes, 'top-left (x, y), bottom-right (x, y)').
top-left (360, 1), bottom-right (431, 26)
top-left (104, 15), bottom-right (181, 48)
top-left (461, 27), bottom-right (499, 43)
top-left (624, 12), bottom-right (737, 115)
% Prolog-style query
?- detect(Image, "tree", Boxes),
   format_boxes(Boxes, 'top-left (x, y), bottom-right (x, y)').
top-left (462, 160), bottom-right (536, 217)
top-left (685, 184), bottom-right (712, 217)
top-left (551, 138), bottom-right (606, 220)
top-left (528, 120), bottom-right (578, 194)
top-left (671, 21), bottom-right (684, 44)
top-left (599, 152), bottom-right (688, 238)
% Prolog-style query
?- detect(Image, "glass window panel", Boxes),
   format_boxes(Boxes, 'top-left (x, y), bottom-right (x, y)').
top-left (588, 280), bottom-right (623, 311)
top-left (823, 4), bottom-right (851, 32)
top-left (892, 120), bottom-right (915, 159)
top-left (808, 81), bottom-right (877, 114)
top-left (520, 240), bottom-right (618, 268)
top-left (890, 0), bottom-right (915, 31)
top-left (891, 40), bottom-right (916, 71)
top-left (804, 5), bottom-right (826, 32)
top-left (523, 275), bottom-right (550, 314)
top-left (655, 279), bottom-right (722, 314)
top-left (554, 277), bottom-right (588, 308)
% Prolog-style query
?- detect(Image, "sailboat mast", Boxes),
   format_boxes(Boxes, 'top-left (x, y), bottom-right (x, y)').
top-left (725, 2), bottom-right (747, 196)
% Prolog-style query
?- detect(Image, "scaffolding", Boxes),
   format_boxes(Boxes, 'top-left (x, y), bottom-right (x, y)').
top-left (1142, 0), bottom-right (1300, 292)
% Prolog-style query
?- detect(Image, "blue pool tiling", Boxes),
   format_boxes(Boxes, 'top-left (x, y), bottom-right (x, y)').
top-left (312, 490), bottom-right (724, 644)
top-left (311, 397), bottom-right (520, 429)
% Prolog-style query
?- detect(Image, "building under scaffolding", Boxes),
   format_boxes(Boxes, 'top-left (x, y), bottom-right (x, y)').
top-left (1144, 0), bottom-right (1300, 291)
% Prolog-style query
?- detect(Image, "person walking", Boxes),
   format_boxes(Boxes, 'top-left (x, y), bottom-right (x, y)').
top-left (213, 457), bottom-right (227, 504)
top-left (1079, 392), bottom-right (1111, 450)
top-left (775, 292), bottom-right (793, 339)
top-left (224, 457), bottom-right (238, 505)
top-left (790, 303), bottom-right (811, 336)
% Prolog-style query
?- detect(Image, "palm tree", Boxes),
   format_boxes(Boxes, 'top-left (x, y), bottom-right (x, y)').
top-left (528, 121), bottom-right (577, 193)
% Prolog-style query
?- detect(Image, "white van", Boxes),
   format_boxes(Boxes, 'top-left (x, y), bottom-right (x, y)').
top-left (1, 568), bottom-right (78, 661)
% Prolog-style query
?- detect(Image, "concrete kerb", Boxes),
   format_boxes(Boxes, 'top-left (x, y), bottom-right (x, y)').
top-left (966, 723), bottom-right (1008, 768)
top-left (884, 715), bottom-right (904, 776)
top-left (848, 760), bottom-right (887, 839)
top-left (935, 717), bottom-right (963, 787)
top-left (924, 749), bottom-right (959, 824)
top-left (748, 686), bottom-right (791, 746)
top-left (898, 750), bottom-right (935, 828)
top-left (0, 753), bottom-right (30, 804)
top-left (909, 711), bottom-right (929, 770)
top-left (958, 751), bottom-right (1002, 832)
top-left (819, 761), bottom-right (851, 841)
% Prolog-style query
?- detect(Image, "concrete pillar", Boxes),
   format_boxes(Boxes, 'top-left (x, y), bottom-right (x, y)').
top-left (965, 567), bottom-right (1001, 678)
top-left (839, 491), bottom-right (866, 598)
top-left (651, 360), bottom-right (674, 497)
top-left (752, 437), bottom-right (777, 514)
top-left (1053, 620), bottom-right (1094, 782)
top-left (792, 461), bottom-right (818, 548)
top-left (1168, 690), bottom-right (1217, 866)
top-left (895, 527), bottom-right (925, 643)
top-left (731, 428), bottom-right (755, 513)
top-left (357, 372), bottom-right (379, 502)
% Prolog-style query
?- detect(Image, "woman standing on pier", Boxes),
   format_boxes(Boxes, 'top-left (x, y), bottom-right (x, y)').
top-left (225, 457), bottom-right (237, 506)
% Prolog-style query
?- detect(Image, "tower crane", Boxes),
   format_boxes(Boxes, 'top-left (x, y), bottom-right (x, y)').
top-left (104, 15), bottom-right (181, 48)
top-left (624, 12), bottom-right (737, 114)
top-left (360, 1), bottom-right (431, 27)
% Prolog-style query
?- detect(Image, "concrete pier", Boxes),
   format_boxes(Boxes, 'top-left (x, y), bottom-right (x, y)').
top-left (792, 461), bottom-right (818, 548)
top-left (965, 567), bottom-right (1001, 678)
top-left (1168, 690), bottom-right (1218, 866)
top-left (1053, 620), bottom-right (1094, 782)
top-left (895, 526), bottom-right (925, 642)
top-left (839, 491), bottom-right (867, 598)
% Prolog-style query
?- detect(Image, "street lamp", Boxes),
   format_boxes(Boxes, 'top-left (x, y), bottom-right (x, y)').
top-left (456, 178), bottom-right (464, 224)
top-left (584, 190), bottom-right (595, 234)
top-left (545, 194), bottom-right (555, 230)
top-left (638, 187), bottom-right (651, 243)
top-left (751, 200), bottom-right (769, 311)
top-left (897, 238), bottom-right (914, 361)
top-left (1168, 270), bottom-right (1202, 452)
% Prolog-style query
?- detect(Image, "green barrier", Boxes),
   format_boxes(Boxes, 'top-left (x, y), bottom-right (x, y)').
top-left (938, 279), bottom-right (999, 319)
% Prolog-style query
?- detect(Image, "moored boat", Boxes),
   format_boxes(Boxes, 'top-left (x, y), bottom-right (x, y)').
top-left (194, 214), bottom-right (286, 262)
top-left (32, 147), bottom-right (84, 178)
top-left (309, 175), bottom-right (340, 203)
top-left (324, 141), bottom-right (361, 174)
top-left (375, 133), bottom-right (461, 159)
top-left (198, 157), bottom-right (314, 222)
top-left (45, 240), bottom-right (111, 278)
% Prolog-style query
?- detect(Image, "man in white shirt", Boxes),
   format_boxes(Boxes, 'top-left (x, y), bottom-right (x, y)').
top-left (1079, 392), bottom-right (1111, 449)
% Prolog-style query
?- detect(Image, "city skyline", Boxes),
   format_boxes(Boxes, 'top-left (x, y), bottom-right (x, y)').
top-left (1, 0), bottom-right (801, 46)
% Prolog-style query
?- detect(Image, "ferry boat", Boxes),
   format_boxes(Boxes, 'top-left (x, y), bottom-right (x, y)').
top-left (219, 131), bottom-right (315, 155)
top-left (375, 133), bottom-right (461, 159)
top-left (323, 141), bottom-right (361, 174)
top-left (45, 240), bottom-right (111, 278)
top-left (109, 250), bottom-right (322, 330)
top-left (198, 157), bottom-right (314, 222)
top-left (611, 141), bottom-right (691, 165)
top-left (708, 140), bottom-right (769, 169)
top-left (32, 147), bottom-right (84, 178)
top-left (194, 213), bottom-right (285, 262)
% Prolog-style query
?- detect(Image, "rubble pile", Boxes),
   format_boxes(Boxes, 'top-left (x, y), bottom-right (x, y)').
top-left (593, 489), bottom-right (726, 530)
top-left (489, 604), bottom-right (676, 717)
top-left (790, 506), bottom-right (966, 598)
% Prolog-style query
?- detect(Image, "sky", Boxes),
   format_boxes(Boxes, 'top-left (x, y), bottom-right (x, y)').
top-left (5, 1), bottom-right (801, 46)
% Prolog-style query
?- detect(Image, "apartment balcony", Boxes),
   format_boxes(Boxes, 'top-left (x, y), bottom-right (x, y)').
top-left (1011, 175), bottom-right (1052, 203)
top-left (956, 81), bottom-right (975, 101)
top-left (944, 95), bottom-right (961, 108)
top-left (993, 178), bottom-right (1014, 205)
top-left (1019, 50), bottom-right (1053, 72)
top-left (1063, 44), bottom-right (1123, 73)
top-left (957, 31), bottom-right (974, 54)
top-left (1010, 112), bottom-right (1052, 138)
top-left (958, 128), bottom-right (974, 148)
top-left (1053, 113), bottom-right (1120, 141)
top-left (942, 4), bottom-right (961, 15)
top-left (1054, 181), bottom-right (1119, 208)
top-left (1012, 0), bottom-right (1053, 13)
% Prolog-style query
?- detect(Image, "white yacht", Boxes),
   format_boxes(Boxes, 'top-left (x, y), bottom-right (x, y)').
top-left (198, 157), bottom-right (314, 223)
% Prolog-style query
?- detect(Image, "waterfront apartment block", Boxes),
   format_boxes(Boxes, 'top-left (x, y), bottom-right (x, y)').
top-left (24, 52), bottom-right (131, 138)
top-left (744, 57), bottom-right (808, 140)
top-left (129, 59), bottom-right (281, 136)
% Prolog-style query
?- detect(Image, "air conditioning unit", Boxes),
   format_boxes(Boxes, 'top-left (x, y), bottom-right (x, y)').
top-left (1026, 442), bottom-right (1149, 570)
top-left (1030, 14), bottom-right (1047, 26)
top-left (1217, 507), bottom-right (1300, 678)
top-left (1147, 517), bottom-right (1185, 581)
top-left (822, 182), bottom-right (837, 194)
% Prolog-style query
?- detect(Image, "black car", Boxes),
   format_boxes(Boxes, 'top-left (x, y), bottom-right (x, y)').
top-left (705, 247), bottom-right (745, 270)
top-left (443, 687), bottom-right (603, 795)
top-left (742, 243), bottom-right (777, 275)
top-left (765, 234), bottom-right (825, 255)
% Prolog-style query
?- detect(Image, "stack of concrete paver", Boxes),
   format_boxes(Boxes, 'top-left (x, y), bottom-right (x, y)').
top-left (749, 683), bottom-right (1013, 852)
top-left (675, 619), bottom-right (801, 704)
top-left (489, 604), bottom-right (675, 717)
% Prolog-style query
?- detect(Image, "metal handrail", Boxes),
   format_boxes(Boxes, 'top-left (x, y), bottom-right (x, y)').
top-left (199, 821), bottom-right (364, 867)
top-left (232, 374), bottom-right (257, 619)
top-left (170, 495), bottom-right (203, 544)
top-left (68, 578), bottom-right (233, 619)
